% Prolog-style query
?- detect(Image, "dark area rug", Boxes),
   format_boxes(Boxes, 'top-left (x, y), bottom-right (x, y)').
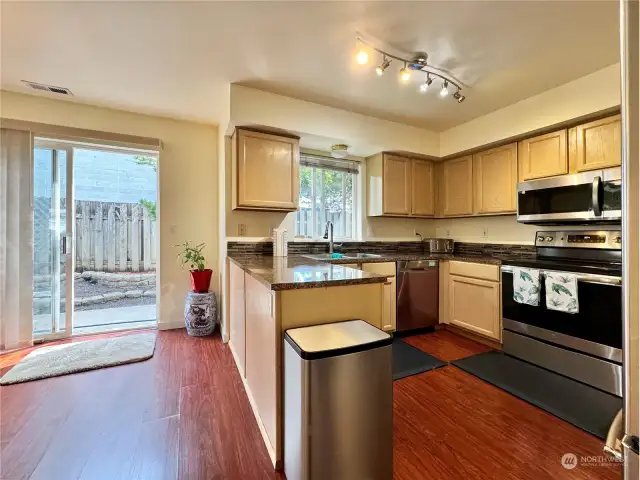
top-left (452, 351), bottom-right (622, 439)
top-left (392, 339), bottom-right (447, 380)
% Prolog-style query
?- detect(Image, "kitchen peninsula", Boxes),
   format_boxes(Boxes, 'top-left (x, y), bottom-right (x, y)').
top-left (227, 255), bottom-right (389, 467)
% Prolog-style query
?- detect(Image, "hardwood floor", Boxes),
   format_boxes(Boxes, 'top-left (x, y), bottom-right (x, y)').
top-left (401, 329), bottom-right (493, 362)
top-left (1, 330), bottom-right (282, 480)
top-left (1, 329), bottom-right (620, 480)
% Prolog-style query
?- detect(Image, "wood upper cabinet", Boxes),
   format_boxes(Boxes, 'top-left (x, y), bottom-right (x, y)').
top-left (569, 114), bottom-right (621, 172)
top-left (366, 153), bottom-right (434, 217)
top-left (229, 261), bottom-right (246, 378)
top-left (448, 274), bottom-right (501, 341)
top-left (518, 129), bottom-right (568, 181)
top-left (440, 155), bottom-right (473, 217)
top-left (233, 128), bottom-right (299, 211)
top-left (411, 159), bottom-right (435, 216)
top-left (382, 154), bottom-right (411, 215)
top-left (473, 143), bottom-right (518, 214)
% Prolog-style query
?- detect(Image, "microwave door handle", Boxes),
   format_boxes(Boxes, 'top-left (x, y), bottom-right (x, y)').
top-left (592, 175), bottom-right (603, 216)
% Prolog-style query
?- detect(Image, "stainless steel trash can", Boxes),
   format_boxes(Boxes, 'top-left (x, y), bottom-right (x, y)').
top-left (284, 320), bottom-right (393, 480)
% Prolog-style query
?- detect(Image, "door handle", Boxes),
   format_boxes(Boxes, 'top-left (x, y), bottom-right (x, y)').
top-left (592, 175), bottom-right (603, 216)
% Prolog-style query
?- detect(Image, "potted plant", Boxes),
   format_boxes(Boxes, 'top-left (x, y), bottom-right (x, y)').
top-left (175, 241), bottom-right (212, 293)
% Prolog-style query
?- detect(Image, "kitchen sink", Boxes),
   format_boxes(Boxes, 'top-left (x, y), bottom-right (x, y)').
top-left (303, 252), bottom-right (382, 261)
top-left (303, 253), bottom-right (347, 261)
top-left (345, 253), bottom-right (382, 259)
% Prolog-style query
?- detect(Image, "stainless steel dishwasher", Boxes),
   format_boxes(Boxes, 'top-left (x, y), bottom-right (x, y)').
top-left (396, 260), bottom-right (439, 332)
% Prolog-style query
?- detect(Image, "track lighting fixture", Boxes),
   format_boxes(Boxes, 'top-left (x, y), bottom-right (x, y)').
top-left (399, 63), bottom-right (411, 83)
top-left (355, 35), bottom-right (467, 104)
top-left (375, 56), bottom-right (391, 76)
top-left (440, 81), bottom-right (449, 97)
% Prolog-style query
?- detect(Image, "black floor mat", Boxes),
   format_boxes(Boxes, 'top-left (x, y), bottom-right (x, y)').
top-left (452, 351), bottom-right (622, 439)
top-left (392, 339), bottom-right (447, 380)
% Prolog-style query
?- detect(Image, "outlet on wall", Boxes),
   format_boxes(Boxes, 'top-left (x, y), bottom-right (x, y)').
top-left (482, 227), bottom-right (489, 239)
top-left (238, 224), bottom-right (247, 236)
top-left (445, 229), bottom-right (451, 238)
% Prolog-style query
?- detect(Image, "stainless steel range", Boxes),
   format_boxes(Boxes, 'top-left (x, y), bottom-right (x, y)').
top-left (501, 230), bottom-right (622, 397)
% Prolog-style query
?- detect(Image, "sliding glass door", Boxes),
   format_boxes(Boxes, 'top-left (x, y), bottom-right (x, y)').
top-left (33, 142), bottom-right (73, 340)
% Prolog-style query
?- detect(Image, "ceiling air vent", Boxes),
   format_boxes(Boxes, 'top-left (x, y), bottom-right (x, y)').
top-left (21, 80), bottom-right (73, 96)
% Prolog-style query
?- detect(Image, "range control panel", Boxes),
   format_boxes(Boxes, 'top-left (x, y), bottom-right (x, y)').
top-left (535, 230), bottom-right (622, 250)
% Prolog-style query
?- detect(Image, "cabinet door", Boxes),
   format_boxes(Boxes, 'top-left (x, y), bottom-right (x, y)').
top-left (572, 115), bottom-right (621, 172)
top-left (442, 156), bottom-right (473, 216)
top-left (473, 143), bottom-right (518, 214)
top-left (229, 262), bottom-right (246, 378)
top-left (411, 159), bottom-right (435, 217)
top-left (236, 129), bottom-right (299, 210)
top-left (518, 129), bottom-right (568, 181)
top-left (244, 273), bottom-right (277, 451)
top-left (382, 154), bottom-right (411, 215)
top-left (361, 262), bottom-right (396, 331)
top-left (448, 274), bottom-right (500, 340)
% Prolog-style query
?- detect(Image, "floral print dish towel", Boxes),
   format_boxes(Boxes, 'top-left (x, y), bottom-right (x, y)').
top-left (512, 267), bottom-right (541, 306)
top-left (544, 272), bottom-right (579, 313)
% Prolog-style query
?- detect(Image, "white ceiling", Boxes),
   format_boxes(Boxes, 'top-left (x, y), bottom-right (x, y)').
top-left (1, 1), bottom-right (620, 131)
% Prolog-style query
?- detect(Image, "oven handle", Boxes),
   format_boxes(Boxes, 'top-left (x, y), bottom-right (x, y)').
top-left (500, 265), bottom-right (621, 286)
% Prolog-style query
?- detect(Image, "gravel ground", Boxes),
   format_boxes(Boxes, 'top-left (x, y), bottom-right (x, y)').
top-left (74, 276), bottom-right (156, 311)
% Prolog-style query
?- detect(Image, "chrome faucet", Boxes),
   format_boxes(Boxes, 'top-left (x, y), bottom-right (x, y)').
top-left (323, 221), bottom-right (334, 253)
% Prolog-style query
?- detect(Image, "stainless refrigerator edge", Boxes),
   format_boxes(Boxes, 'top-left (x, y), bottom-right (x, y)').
top-left (619, 1), bottom-right (639, 476)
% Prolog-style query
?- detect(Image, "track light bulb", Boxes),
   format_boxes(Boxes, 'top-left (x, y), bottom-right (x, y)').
top-left (440, 81), bottom-right (449, 97)
top-left (399, 64), bottom-right (411, 83)
top-left (356, 50), bottom-right (369, 65)
top-left (376, 57), bottom-right (391, 76)
top-left (419, 75), bottom-right (433, 93)
top-left (457, 95), bottom-right (466, 103)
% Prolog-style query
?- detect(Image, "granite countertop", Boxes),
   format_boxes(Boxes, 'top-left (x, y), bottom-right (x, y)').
top-left (228, 252), bottom-right (520, 291)
top-left (228, 255), bottom-right (391, 291)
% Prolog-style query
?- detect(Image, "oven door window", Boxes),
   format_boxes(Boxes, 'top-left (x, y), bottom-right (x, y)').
top-left (502, 272), bottom-right (622, 350)
top-left (518, 184), bottom-right (593, 216)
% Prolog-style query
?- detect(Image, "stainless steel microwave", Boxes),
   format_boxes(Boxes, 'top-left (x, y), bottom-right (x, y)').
top-left (517, 168), bottom-right (622, 224)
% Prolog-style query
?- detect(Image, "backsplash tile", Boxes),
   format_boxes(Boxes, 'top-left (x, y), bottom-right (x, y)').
top-left (227, 240), bottom-right (536, 258)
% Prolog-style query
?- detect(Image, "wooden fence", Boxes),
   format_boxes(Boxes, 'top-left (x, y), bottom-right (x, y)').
top-left (74, 200), bottom-right (157, 272)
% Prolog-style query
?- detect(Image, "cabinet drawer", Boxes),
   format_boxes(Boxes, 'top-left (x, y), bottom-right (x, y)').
top-left (449, 261), bottom-right (499, 282)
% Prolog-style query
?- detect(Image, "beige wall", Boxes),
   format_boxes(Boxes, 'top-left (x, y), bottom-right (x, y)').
top-left (230, 85), bottom-right (440, 156)
top-left (439, 63), bottom-right (621, 156)
top-left (433, 216), bottom-right (536, 245)
top-left (1, 90), bottom-right (219, 330)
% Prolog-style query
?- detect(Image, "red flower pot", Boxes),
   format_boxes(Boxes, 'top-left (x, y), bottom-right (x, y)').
top-left (190, 269), bottom-right (213, 293)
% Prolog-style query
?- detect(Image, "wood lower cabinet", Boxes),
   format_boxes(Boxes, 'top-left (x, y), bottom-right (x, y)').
top-left (244, 273), bottom-right (278, 453)
top-left (229, 261), bottom-right (246, 378)
top-left (448, 274), bottom-right (501, 341)
top-left (473, 143), bottom-right (517, 214)
top-left (439, 155), bottom-right (473, 217)
top-left (232, 128), bottom-right (299, 211)
top-left (569, 114), bottom-right (621, 172)
top-left (411, 159), bottom-right (435, 216)
top-left (361, 262), bottom-right (396, 331)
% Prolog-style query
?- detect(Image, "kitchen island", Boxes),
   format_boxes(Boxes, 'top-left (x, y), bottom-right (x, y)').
top-left (226, 255), bottom-right (390, 468)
